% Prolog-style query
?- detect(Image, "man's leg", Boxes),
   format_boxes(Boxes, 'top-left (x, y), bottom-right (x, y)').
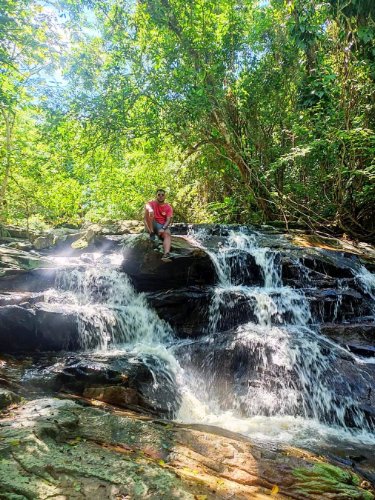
top-left (160, 230), bottom-right (171, 254)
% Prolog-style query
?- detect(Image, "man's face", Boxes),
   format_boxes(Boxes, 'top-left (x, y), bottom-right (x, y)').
top-left (156, 191), bottom-right (166, 202)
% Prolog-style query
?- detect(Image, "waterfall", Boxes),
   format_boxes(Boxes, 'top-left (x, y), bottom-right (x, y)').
top-left (44, 231), bottom-right (375, 452)
top-left (175, 229), bottom-right (375, 447)
top-left (45, 253), bottom-right (173, 350)
top-left (356, 265), bottom-right (375, 308)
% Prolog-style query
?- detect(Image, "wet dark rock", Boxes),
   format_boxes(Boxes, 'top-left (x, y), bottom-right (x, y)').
top-left (24, 354), bottom-right (181, 418)
top-left (208, 290), bottom-right (258, 331)
top-left (345, 343), bottom-right (375, 357)
top-left (121, 234), bottom-right (216, 291)
top-left (321, 322), bottom-right (375, 344)
top-left (0, 303), bottom-right (79, 352)
top-left (34, 303), bottom-right (79, 351)
top-left (0, 291), bottom-right (44, 306)
top-left (321, 322), bottom-right (375, 358)
top-left (301, 252), bottom-right (357, 279)
top-left (0, 305), bottom-right (37, 352)
top-left (281, 255), bottom-right (358, 290)
top-left (0, 267), bottom-right (57, 292)
top-left (146, 287), bottom-right (211, 337)
top-left (175, 326), bottom-right (375, 429)
top-left (220, 251), bottom-right (263, 286)
top-left (148, 286), bottom-right (303, 337)
top-left (307, 289), bottom-right (373, 323)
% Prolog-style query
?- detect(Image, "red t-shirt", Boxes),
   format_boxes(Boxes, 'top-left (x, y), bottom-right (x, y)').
top-left (147, 200), bottom-right (173, 224)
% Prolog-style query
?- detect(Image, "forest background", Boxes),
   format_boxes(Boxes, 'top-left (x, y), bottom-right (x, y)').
top-left (1, 0), bottom-right (374, 241)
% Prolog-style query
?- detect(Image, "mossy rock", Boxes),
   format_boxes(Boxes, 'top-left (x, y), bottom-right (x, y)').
top-left (1, 398), bottom-right (374, 499)
top-left (292, 463), bottom-right (374, 499)
top-left (0, 389), bottom-right (21, 409)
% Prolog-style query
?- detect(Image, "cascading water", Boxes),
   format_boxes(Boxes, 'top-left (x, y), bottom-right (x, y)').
top-left (356, 265), bottom-right (375, 308)
top-left (175, 229), bottom-right (375, 450)
top-left (44, 230), bottom-right (375, 455)
top-left (45, 253), bottom-right (173, 350)
top-left (43, 252), bottom-right (180, 413)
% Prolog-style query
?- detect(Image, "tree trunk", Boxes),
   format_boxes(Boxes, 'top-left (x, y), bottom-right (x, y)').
top-left (0, 107), bottom-right (15, 217)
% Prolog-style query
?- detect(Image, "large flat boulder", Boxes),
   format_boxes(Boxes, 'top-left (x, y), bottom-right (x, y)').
top-left (0, 303), bottom-right (79, 352)
top-left (121, 234), bottom-right (216, 291)
top-left (0, 397), bottom-right (373, 499)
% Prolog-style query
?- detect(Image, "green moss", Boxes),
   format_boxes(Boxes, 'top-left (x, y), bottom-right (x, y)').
top-left (71, 237), bottom-right (88, 249)
top-left (292, 463), bottom-right (374, 500)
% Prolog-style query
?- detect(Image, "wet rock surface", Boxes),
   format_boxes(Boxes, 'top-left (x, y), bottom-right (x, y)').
top-left (121, 234), bottom-right (216, 291)
top-left (0, 222), bottom-right (374, 497)
top-left (20, 353), bottom-right (181, 418)
top-left (0, 267), bottom-right (57, 292)
top-left (0, 303), bottom-right (79, 352)
top-left (0, 397), bottom-right (373, 500)
top-left (321, 323), bottom-right (375, 357)
top-left (174, 326), bottom-right (375, 429)
top-left (146, 286), bottom-right (212, 337)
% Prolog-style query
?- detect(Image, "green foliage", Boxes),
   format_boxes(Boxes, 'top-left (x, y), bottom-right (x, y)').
top-left (0, 0), bottom-right (373, 241)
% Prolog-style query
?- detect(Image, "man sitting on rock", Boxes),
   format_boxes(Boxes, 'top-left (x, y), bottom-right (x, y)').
top-left (144, 189), bottom-right (173, 262)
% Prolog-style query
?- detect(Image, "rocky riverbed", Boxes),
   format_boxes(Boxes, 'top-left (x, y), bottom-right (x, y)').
top-left (0, 221), bottom-right (374, 498)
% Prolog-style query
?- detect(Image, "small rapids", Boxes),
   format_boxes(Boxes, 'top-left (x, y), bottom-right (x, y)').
top-left (45, 253), bottom-right (173, 350)
top-left (174, 229), bottom-right (375, 451)
top-left (44, 230), bottom-right (375, 456)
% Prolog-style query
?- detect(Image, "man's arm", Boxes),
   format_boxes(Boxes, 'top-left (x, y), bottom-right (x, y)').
top-left (162, 216), bottom-right (171, 230)
top-left (145, 203), bottom-right (154, 216)
top-left (144, 203), bottom-right (155, 234)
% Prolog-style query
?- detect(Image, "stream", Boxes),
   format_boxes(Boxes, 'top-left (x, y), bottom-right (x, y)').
top-left (39, 228), bottom-right (375, 467)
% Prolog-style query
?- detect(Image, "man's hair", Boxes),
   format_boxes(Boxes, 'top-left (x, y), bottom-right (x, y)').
top-left (156, 189), bottom-right (166, 194)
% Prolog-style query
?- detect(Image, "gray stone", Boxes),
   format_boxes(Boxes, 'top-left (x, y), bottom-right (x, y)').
top-left (0, 302), bottom-right (79, 352)
top-left (121, 234), bottom-right (216, 291)
top-left (0, 267), bottom-right (57, 292)
top-left (33, 233), bottom-right (55, 250)
top-left (34, 303), bottom-right (79, 351)
top-left (0, 305), bottom-right (37, 351)
top-left (0, 388), bottom-right (21, 409)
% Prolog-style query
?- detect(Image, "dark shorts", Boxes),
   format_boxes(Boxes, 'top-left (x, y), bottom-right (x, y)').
top-left (152, 221), bottom-right (170, 237)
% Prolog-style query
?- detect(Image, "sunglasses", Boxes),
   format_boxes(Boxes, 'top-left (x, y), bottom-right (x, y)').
top-left (157, 193), bottom-right (165, 197)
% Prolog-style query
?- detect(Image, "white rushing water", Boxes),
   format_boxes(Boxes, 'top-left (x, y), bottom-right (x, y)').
top-left (356, 264), bottom-right (375, 307)
top-left (174, 229), bottom-right (375, 450)
top-left (45, 234), bottom-right (375, 453)
top-left (45, 252), bottom-right (173, 351)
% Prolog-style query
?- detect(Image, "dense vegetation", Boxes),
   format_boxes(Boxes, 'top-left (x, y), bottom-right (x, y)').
top-left (1, 0), bottom-right (374, 240)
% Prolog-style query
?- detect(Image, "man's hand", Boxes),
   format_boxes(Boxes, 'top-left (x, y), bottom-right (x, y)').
top-left (145, 204), bottom-right (155, 219)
